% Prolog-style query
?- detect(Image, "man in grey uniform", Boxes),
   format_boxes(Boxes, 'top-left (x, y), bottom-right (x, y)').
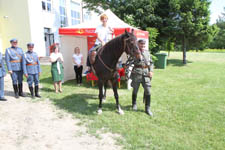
top-left (23, 43), bottom-right (41, 98)
top-left (0, 51), bottom-right (6, 101)
top-left (5, 38), bottom-right (25, 98)
top-left (130, 39), bottom-right (154, 116)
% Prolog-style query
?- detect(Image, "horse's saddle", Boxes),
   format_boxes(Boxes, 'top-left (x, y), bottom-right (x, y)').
top-left (89, 45), bottom-right (102, 65)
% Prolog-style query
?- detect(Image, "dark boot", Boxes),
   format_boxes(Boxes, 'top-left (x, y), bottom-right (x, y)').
top-left (145, 95), bottom-right (153, 116)
top-left (35, 85), bottom-right (41, 98)
top-left (143, 91), bottom-right (146, 104)
top-left (0, 97), bottom-right (7, 101)
top-left (13, 84), bottom-right (19, 98)
top-left (18, 83), bottom-right (25, 97)
top-left (132, 94), bottom-right (137, 111)
top-left (29, 86), bottom-right (34, 98)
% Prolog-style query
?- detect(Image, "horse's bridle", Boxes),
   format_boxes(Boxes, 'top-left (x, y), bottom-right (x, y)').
top-left (97, 36), bottom-right (138, 73)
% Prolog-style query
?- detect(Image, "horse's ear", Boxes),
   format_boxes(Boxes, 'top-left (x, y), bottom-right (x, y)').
top-left (125, 29), bottom-right (128, 34)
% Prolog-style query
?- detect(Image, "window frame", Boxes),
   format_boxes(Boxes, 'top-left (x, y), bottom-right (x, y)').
top-left (59, 0), bottom-right (68, 27)
top-left (70, 1), bottom-right (81, 25)
top-left (42, 0), bottom-right (52, 12)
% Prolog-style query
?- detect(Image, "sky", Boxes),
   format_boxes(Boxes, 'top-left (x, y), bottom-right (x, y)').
top-left (210, 0), bottom-right (225, 24)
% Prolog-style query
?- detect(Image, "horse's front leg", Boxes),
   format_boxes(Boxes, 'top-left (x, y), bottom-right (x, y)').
top-left (97, 80), bottom-right (104, 114)
top-left (112, 79), bottom-right (124, 115)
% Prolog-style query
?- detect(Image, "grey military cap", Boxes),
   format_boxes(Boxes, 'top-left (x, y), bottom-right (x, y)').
top-left (27, 43), bottom-right (34, 47)
top-left (10, 38), bottom-right (18, 43)
top-left (138, 39), bottom-right (146, 44)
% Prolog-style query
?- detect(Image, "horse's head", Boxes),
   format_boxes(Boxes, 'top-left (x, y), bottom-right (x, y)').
top-left (122, 29), bottom-right (140, 58)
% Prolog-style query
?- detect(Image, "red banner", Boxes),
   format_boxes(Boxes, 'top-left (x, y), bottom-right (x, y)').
top-left (87, 36), bottom-right (97, 50)
top-left (59, 27), bottom-right (148, 39)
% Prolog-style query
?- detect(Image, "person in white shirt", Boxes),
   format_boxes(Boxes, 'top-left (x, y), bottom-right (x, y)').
top-left (49, 45), bottom-right (64, 93)
top-left (72, 47), bottom-right (83, 85)
top-left (84, 14), bottom-right (113, 74)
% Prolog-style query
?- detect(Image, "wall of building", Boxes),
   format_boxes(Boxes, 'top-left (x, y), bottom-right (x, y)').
top-left (27, 0), bottom-right (47, 56)
top-left (0, 0), bottom-right (31, 53)
top-left (0, 0), bottom-right (94, 56)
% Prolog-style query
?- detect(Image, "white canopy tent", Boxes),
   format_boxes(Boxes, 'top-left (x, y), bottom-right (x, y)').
top-left (59, 9), bottom-right (149, 82)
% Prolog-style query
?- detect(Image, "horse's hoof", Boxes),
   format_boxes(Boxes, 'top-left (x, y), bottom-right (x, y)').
top-left (97, 109), bottom-right (102, 115)
top-left (118, 109), bottom-right (124, 115)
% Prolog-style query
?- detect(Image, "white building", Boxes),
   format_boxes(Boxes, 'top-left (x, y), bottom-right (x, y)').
top-left (0, 0), bottom-right (95, 56)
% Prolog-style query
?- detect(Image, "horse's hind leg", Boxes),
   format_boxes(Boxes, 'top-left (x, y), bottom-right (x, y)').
top-left (97, 81), bottom-right (104, 114)
top-left (112, 79), bottom-right (124, 115)
top-left (102, 82), bottom-right (107, 102)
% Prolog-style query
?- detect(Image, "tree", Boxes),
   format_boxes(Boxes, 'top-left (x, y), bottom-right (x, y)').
top-left (83, 0), bottom-right (214, 64)
top-left (82, 0), bottom-right (178, 53)
top-left (176, 0), bottom-right (213, 64)
top-left (82, 0), bottom-right (157, 29)
top-left (146, 27), bottom-right (159, 53)
top-left (209, 7), bottom-right (225, 49)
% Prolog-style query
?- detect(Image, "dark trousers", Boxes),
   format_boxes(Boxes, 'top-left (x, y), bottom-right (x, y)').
top-left (10, 71), bottom-right (23, 84)
top-left (86, 44), bottom-right (98, 67)
top-left (74, 65), bottom-right (83, 84)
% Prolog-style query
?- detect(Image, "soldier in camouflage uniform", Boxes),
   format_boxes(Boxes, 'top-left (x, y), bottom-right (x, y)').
top-left (130, 39), bottom-right (154, 116)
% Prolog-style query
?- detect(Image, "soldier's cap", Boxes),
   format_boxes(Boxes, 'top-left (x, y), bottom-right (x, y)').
top-left (27, 43), bottom-right (34, 47)
top-left (138, 39), bottom-right (146, 44)
top-left (10, 38), bottom-right (18, 43)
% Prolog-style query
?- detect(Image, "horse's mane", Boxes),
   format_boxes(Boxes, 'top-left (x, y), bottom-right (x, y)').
top-left (99, 33), bottom-right (125, 57)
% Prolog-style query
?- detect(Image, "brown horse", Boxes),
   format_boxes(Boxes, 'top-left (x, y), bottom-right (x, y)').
top-left (92, 30), bottom-right (139, 114)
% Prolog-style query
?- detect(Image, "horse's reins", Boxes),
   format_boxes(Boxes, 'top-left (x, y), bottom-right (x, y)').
top-left (97, 37), bottom-right (132, 73)
top-left (98, 53), bottom-right (114, 72)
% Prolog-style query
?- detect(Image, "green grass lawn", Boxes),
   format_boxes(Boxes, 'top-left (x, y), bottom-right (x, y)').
top-left (40, 52), bottom-right (225, 150)
top-left (189, 49), bottom-right (225, 53)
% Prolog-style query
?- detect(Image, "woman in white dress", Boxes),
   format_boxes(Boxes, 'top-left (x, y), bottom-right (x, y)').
top-left (50, 46), bottom-right (64, 93)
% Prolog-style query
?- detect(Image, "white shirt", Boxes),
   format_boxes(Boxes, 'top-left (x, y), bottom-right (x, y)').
top-left (72, 53), bottom-right (83, 66)
top-left (50, 52), bottom-right (64, 74)
top-left (95, 25), bottom-right (112, 45)
top-left (50, 52), bottom-right (64, 62)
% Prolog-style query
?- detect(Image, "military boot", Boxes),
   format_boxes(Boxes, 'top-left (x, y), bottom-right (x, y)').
top-left (29, 86), bottom-right (34, 98)
top-left (145, 95), bottom-right (153, 116)
top-left (143, 91), bottom-right (146, 104)
top-left (132, 94), bottom-right (137, 111)
top-left (13, 84), bottom-right (19, 98)
top-left (35, 85), bottom-right (41, 98)
top-left (18, 83), bottom-right (25, 97)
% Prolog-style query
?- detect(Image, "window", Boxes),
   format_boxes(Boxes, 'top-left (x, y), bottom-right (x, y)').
top-left (42, 0), bottom-right (51, 12)
top-left (83, 10), bottom-right (92, 22)
top-left (71, 1), bottom-right (81, 25)
top-left (59, 0), bottom-right (67, 27)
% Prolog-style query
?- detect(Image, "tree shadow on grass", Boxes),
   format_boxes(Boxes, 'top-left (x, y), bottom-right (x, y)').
top-left (40, 76), bottom-right (128, 90)
top-left (167, 59), bottom-right (192, 67)
top-left (40, 76), bottom-right (130, 115)
top-left (40, 77), bottom-right (52, 85)
top-left (63, 79), bottom-right (99, 89)
top-left (51, 93), bottom-right (124, 116)
top-left (41, 87), bottom-right (55, 93)
top-left (4, 90), bottom-right (30, 97)
top-left (122, 105), bottom-right (146, 113)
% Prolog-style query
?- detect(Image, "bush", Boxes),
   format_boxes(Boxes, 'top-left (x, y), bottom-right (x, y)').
top-left (151, 54), bottom-right (158, 62)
